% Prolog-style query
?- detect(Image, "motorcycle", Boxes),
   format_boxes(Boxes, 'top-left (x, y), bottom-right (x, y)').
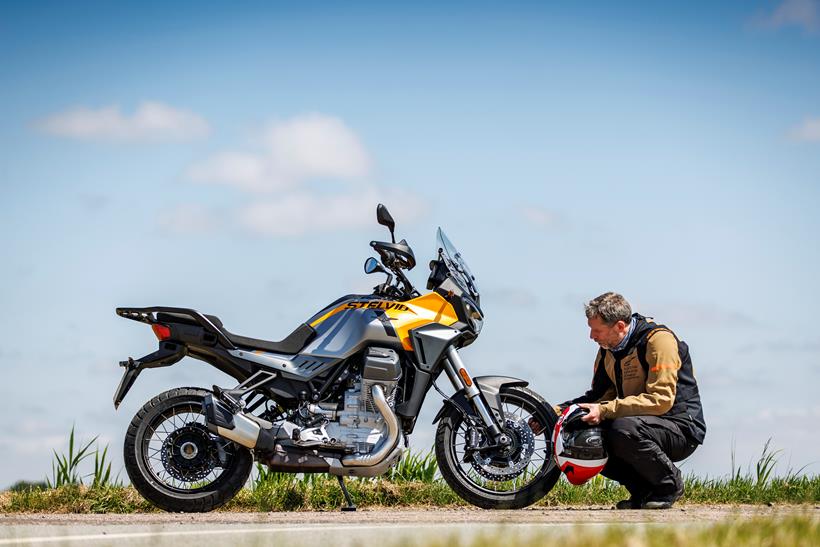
top-left (114, 204), bottom-right (560, 512)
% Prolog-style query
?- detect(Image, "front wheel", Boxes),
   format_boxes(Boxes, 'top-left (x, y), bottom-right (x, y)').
top-left (123, 387), bottom-right (253, 512)
top-left (435, 386), bottom-right (560, 509)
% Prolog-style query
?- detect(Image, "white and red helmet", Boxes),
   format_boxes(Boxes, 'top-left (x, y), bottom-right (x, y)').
top-left (552, 404), bottom-right (608, 485)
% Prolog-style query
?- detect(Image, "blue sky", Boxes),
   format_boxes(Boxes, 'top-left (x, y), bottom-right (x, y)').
top-left (1, 1), bottom-right (819, 488)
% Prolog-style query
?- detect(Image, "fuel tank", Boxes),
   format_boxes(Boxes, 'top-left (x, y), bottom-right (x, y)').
top-left (228, 293), bottom-right (459, 380)
top-left (304, 292), bottom-right (459, 358)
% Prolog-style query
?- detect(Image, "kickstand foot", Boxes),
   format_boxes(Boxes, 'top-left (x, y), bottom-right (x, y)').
top-left (336, 475), bottom-right (357, 512)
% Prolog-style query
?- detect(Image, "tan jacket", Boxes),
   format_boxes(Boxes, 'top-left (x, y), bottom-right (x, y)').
top-left (595, 329), bottom-right (681, 419)
top-left (560, 315), bottom-right (706, 443)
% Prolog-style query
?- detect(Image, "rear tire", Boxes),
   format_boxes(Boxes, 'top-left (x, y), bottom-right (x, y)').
top-left (124, 387), bottom-right (253, 512)
top-left (435, 386), bottom-right (560, 509)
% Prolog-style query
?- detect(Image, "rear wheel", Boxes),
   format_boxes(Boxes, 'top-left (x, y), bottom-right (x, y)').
top-left (435, 386), bottom-right (560, 509)
top-left (124, 387), bottom-right (253, 512)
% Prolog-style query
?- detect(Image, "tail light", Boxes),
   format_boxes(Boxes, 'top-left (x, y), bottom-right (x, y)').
top-left (152, 324), bottom-right (171, 341)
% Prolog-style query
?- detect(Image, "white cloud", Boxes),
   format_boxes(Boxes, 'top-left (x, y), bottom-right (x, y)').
top-left (520, 206), bottom-right (565, 229)
top-left (756, 0), bottom-right (820, 33)
top-left (180, 112), bottom-right (425, 236)
top-left (0, 418), bottom-right (67, 456)
top-left (187, 113), bottom-right (371, 192)
top-left (0, 434), bottom-right (66, 456)
top-left (481, 287), bottom-right (540, 308)
top-left (158, 204), bottom-right (221, 235)
top-left (756, 405), bottom-right (820, 421)
top-left (35, 101), bottom-right (211, 141)
top-left (790, 116), bottom-right (820, 141)
top-left (238, 187), bottom-right (426, 237)
top-left (645, 302), bottom-right (760, 328)
top-left (187, 152), bottom-right (271, 191)
top-left (563, 294), bottom-right (762, 329)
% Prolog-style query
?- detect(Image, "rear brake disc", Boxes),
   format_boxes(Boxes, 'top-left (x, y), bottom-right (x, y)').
top-left (161, 423), bottom-right (219, 482)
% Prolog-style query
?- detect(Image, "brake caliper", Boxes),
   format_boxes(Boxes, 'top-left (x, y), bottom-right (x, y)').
top-left (470, 415), bottom-right (536, 481)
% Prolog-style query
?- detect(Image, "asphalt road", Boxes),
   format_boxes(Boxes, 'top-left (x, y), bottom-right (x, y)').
top-left (1, 506), bottom-right (816, 546)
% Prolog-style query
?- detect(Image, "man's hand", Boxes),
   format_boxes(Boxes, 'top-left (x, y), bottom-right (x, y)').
top-left (578, 403), bottom-right (602, 425)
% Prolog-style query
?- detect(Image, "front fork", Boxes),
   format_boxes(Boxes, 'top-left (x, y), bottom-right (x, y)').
top-left (442, 346), bottom-right (511, 446)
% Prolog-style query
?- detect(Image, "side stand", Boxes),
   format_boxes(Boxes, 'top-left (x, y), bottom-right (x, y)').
top-left (336, 476), bottom-right (357, 512)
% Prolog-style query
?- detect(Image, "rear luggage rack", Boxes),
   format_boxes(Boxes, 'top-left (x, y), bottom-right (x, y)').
top-left (116, 306), bottom-right (236, 349)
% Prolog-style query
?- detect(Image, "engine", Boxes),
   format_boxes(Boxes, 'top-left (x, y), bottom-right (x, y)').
top-left (292, 347), bottom-right (402, 455)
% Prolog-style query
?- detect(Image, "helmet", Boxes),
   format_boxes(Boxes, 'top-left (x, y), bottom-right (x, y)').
top-left (552, 404), bottom-right (608, 485)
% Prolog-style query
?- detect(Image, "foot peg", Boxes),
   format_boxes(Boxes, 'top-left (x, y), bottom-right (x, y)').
top-left (119, 357), bottom-right (140, 369)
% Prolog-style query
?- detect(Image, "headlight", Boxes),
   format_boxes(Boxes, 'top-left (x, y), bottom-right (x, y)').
top-left (464, 300), bottom-right (484, 334)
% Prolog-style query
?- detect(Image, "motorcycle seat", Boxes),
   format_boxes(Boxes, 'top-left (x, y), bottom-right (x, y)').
top-left (156, 312), bottom-right (315, 354)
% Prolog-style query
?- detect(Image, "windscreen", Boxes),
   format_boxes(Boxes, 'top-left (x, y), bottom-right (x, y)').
top-left (436, 228), bottom-right (479, 299)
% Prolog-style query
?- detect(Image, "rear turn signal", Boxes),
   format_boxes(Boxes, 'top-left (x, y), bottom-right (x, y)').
top-left (152, 324), bottom-right (171, 341)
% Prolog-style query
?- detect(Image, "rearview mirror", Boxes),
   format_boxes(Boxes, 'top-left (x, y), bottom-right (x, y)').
top-left (364, 257), bottom-right (385, 274)
top-left (376, 203), bottom-right (396, 243)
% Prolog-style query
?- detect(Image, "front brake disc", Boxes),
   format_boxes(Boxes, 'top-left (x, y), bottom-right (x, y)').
top-left (470, 415), bottom-right (535, 482)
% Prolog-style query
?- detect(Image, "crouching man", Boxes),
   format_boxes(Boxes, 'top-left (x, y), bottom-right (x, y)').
top-left (559, 292), bottom-right (706, 509)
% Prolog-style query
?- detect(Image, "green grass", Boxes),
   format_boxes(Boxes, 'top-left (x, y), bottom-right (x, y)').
top-left (543, 472), bottom-right (820, 506)
top-left (413, 516), bottom-right (820, 547)
top-left (3, 471), bottom-right (818, 513)
top-left (2, 431), bottom-right (817, 513)
top-left (386, 449), bottom-right (438, 483)
top-left (1, 484), bottom-right (156, 513)
top-left (45, 426), bottom-right (120, 489)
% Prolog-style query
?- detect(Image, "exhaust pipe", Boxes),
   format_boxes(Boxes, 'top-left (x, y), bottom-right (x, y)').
top-left (203, 395), bottom-right (282, 451)
top-left (340, 384), bottom-right (400, 467)
top-left (204, 385), bottom-right (400, 470)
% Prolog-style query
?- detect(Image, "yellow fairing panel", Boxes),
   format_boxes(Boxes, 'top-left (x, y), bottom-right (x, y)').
top-left (310, 292), bottom-right (458, 351)
top-left (391, 293), bottom-right (459, 350)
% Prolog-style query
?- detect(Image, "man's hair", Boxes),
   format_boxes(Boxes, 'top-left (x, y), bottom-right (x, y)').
top-left (584, 292), bottom-right (632, 325)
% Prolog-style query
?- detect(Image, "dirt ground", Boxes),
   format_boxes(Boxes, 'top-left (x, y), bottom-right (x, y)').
top-left (2, 504), bottom-right (817, 526)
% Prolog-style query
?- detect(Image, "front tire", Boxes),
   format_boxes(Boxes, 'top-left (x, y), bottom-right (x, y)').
top-left (124, 387), bottom-right (253, 512)
top-left (435, 386), bottom-right (560, 509)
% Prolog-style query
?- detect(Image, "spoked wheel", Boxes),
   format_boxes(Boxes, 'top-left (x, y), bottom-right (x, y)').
top-left (435, 386), bottom-right (560, 509)
top-left (124, 388), bottom-right (252, 512)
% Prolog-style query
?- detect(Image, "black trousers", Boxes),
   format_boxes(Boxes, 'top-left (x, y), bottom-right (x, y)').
top-left (601, 416), bottom-right (698, 497)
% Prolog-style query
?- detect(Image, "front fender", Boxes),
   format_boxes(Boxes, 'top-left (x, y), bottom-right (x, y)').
top-left (432, 375), bottom-right (528, 424)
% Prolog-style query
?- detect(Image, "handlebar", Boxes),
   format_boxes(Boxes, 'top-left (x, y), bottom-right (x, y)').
top-left (368, 239), bottom-right (419, 299)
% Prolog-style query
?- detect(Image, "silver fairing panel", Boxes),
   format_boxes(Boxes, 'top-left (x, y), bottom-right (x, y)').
top-left (227, 349), bottom-right (341, 381)
top-left (302, 307), bottom-right (403, 359)
top-left (229, 297), bottom-right (404, 379)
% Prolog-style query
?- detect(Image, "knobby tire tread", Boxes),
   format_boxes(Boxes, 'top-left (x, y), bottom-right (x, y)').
top-left (123, 387), bottom-right (252, 513)
top-left (435, 386), bottom-right (560, 510)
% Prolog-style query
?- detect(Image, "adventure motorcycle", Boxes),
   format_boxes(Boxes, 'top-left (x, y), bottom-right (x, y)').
top-left (114, 204), bottom-right (560, 511)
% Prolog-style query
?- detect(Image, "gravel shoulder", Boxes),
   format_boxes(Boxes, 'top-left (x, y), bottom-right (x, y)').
top-left (2, 504), bottom-right (817, 526)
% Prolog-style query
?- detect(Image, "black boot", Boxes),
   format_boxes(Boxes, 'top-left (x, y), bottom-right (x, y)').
top-left (641, 467), bottom-right (684, 509)
top-left (615, 485), bottom-right (649, 509)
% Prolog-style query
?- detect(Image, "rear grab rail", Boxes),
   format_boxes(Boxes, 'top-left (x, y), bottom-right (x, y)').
top-left (116, 306), bottom-right (236, 349)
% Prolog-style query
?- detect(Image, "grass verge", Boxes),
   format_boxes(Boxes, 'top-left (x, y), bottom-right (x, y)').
top-left (2, 473), bottom-right (818, 513)
top-left (419, 515), bottom-right (820, 547)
